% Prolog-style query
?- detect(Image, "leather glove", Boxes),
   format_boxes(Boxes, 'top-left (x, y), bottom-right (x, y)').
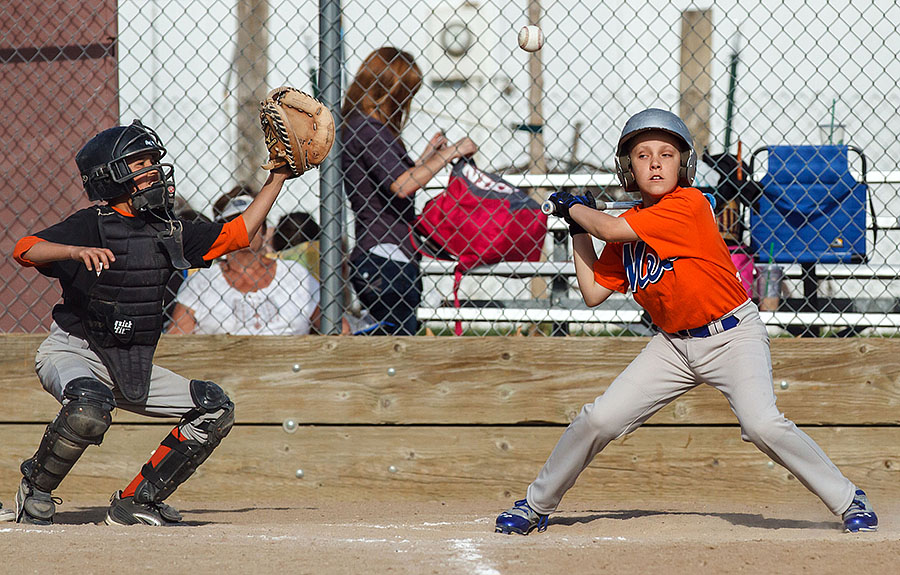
top-left (259, 87), bottom-right (335, 178)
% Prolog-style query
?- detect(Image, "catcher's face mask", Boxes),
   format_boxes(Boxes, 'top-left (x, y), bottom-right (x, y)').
top-left (124, 154), bottom-right (176, 214)
top-left (77, 119), bottom-right (176, 212)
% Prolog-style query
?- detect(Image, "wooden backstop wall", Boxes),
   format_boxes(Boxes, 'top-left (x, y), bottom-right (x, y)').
top-left (1, 335), bottom-right (897, 504)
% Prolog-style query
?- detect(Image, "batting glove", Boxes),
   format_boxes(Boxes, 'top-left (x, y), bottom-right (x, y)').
top-left (547, 191), bottom-right (596, 220)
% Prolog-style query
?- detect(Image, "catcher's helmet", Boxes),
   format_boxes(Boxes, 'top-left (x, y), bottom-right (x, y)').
top-left (75, 120), bottom-right (176, 212)
top-left (614, 108), bottom-right (697, 192)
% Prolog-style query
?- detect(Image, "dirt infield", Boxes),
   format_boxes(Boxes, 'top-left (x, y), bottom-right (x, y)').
top-left (2, 497), bottom-right (896, 574)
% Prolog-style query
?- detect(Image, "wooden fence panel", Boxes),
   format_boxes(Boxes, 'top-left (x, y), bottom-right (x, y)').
top-left (1, 424), bottom-right (897, 502)
top-left (2, 335), bottom-right (899, 425)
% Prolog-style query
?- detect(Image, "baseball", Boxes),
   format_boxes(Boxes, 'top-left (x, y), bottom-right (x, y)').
top-left (517, 25), bottom-right (543, 52)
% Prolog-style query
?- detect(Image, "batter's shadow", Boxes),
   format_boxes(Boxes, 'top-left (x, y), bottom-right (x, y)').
top-left (551, 509), bottom-right (836, 531)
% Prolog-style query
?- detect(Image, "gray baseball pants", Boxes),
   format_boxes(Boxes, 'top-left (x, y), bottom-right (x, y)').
top-left (526, 301), bottom-right (855, 516)
top-left (35, 322), bottom-right (214, 442)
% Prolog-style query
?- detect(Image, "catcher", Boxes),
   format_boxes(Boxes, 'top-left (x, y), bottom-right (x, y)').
top-left (6, 88), bottom-right (332, 525)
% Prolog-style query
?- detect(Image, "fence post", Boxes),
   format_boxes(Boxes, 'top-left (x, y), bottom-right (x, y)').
top-left (318, 0), bottom-right (344, 334)
top-left (678, 9), bottom-right (712, 155)
top-left (234, 0), bottom-right (268, 191)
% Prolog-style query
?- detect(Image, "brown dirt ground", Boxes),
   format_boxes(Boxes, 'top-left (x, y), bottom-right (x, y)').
top-left (1, 497), bottom-right (896, 574)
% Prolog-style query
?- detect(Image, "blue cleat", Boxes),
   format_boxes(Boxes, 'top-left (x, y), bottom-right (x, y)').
top-left (842, 489), bottom-right (878, 533)
top-left (495, 499), bottom-right (549, 535)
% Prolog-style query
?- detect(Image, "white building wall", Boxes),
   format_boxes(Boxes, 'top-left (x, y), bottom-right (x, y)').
top-left (117, 0), bottom-right (900, 274)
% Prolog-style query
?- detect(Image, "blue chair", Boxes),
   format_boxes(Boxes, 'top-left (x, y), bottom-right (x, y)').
top-left (749, 145), bottom-right (870, 264)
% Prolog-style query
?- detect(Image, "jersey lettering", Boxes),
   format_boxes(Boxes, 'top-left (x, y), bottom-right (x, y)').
top-left (622, 241), bottom-right (675, 292)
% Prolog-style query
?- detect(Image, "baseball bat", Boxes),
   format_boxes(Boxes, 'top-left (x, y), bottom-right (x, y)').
top-left (540, 199), bottom-right (640, 215)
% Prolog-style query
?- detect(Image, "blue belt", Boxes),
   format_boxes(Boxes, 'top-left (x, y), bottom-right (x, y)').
top-left (676, 314), bottom-right (740, 338)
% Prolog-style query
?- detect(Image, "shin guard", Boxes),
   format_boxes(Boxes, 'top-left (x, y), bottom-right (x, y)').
top-left (125, 380), bottom-right (234, 504)
top-left (21, 377), bottom-right (116, 492)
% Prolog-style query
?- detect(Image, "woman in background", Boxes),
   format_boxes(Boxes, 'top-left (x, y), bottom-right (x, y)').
top-left (341, 46), bottom-right (477, 335)
top-left (272, 210), bottom-right (321, 279)
top-left (168, 195), bottom-right (325, 335)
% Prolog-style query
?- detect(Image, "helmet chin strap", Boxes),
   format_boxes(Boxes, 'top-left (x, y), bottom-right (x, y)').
top-left (131, 183), bottom-right (191, 270)
top-left (131, 182), bottom-right (175, 214)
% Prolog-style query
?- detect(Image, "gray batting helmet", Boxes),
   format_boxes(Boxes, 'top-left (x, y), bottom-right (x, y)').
top-left (614, 108), bottom-right (697, 192)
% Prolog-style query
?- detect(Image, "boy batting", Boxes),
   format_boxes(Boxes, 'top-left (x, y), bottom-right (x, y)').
top-left (495, 108), bottom-right (877, 535)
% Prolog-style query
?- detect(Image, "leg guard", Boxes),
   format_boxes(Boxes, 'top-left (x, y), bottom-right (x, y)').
top-left (21, 377), bottom-right (116, 493)
top-left (131, 380), bottom-right (234, 505)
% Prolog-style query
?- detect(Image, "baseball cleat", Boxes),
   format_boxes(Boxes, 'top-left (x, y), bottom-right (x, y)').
top-left (15, 478), bottom-right (59, 525)
top-left (0, 501), bottom-right (15, 522)
top-left (495, 499), bottom-right (549, 535)
top-left (842, 489), bottom-right (878, 533)
top-left (105, 491), bottom-right (180, 526)
top-left (155, 500), bottom-right (183, 523)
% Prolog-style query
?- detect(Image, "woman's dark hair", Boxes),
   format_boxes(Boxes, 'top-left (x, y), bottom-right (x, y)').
top-left (272, 211), bottom-right (321, 252)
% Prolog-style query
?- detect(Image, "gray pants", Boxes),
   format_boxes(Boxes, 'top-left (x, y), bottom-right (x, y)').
top-left (526, 301), bottom-right (855, 516)
top-left (35, 323), bottom-right (213, 442)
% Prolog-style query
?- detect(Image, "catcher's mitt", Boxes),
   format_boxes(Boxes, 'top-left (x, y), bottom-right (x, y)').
top-left (259, 87), bottom-right (335, 178)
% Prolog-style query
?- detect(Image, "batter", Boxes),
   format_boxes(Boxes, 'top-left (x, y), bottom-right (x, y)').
top-left (495, 109), bottom-right (878, 535)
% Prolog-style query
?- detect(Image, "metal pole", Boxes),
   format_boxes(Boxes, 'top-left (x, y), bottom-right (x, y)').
top-left (723, 52), bottom-right (738, 152)
top-left (318, 0), bottom-right (343, 334)
top-left (723, 31), bottom-right (741, 152)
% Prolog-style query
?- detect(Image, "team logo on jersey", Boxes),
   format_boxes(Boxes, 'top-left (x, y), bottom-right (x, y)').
top-left (108, 312), bottom-right (135, 344)
top-left (622, 241), bottom-right (675, 291)
top-left (113, 318), bottom-right (133, 336)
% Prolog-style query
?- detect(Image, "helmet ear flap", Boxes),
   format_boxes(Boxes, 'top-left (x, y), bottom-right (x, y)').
top-left (615, 154), bottom-right (637, 192)
top-left (679, 148), bottom-right (698, 187)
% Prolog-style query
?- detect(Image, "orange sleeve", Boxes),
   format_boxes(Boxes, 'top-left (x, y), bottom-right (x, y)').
top-left (13, 236), bottom-right (48, 267)
top-left (203, 214), bottom-right (250, 261)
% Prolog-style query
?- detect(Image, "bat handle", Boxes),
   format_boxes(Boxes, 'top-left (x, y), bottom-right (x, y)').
top-left (600, 201), bottom-right (642, 210)
top-left (541, 199), bottom-right (640, 215)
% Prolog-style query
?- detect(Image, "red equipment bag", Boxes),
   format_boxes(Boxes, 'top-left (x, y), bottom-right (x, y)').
top-left (413, 159), bottom-right (548, 334)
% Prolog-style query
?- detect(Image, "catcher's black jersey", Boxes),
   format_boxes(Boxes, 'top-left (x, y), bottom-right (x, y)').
top-left (31, 207), bottom-right (223, 336)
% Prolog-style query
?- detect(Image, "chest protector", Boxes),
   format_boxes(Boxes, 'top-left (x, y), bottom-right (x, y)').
top-left (82, 207), bottom-right (182, 403)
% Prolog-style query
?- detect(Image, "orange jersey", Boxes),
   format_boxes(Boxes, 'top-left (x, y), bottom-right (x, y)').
top-left (592, 187), bottom-right (748, 332)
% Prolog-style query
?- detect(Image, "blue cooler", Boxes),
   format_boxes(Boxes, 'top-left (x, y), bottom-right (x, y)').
top-left (749, 145), bottom-right (867, 263)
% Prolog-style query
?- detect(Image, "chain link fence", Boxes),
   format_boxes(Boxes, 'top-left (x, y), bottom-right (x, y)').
top-left (2, 0), bottom-right (900, 337)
